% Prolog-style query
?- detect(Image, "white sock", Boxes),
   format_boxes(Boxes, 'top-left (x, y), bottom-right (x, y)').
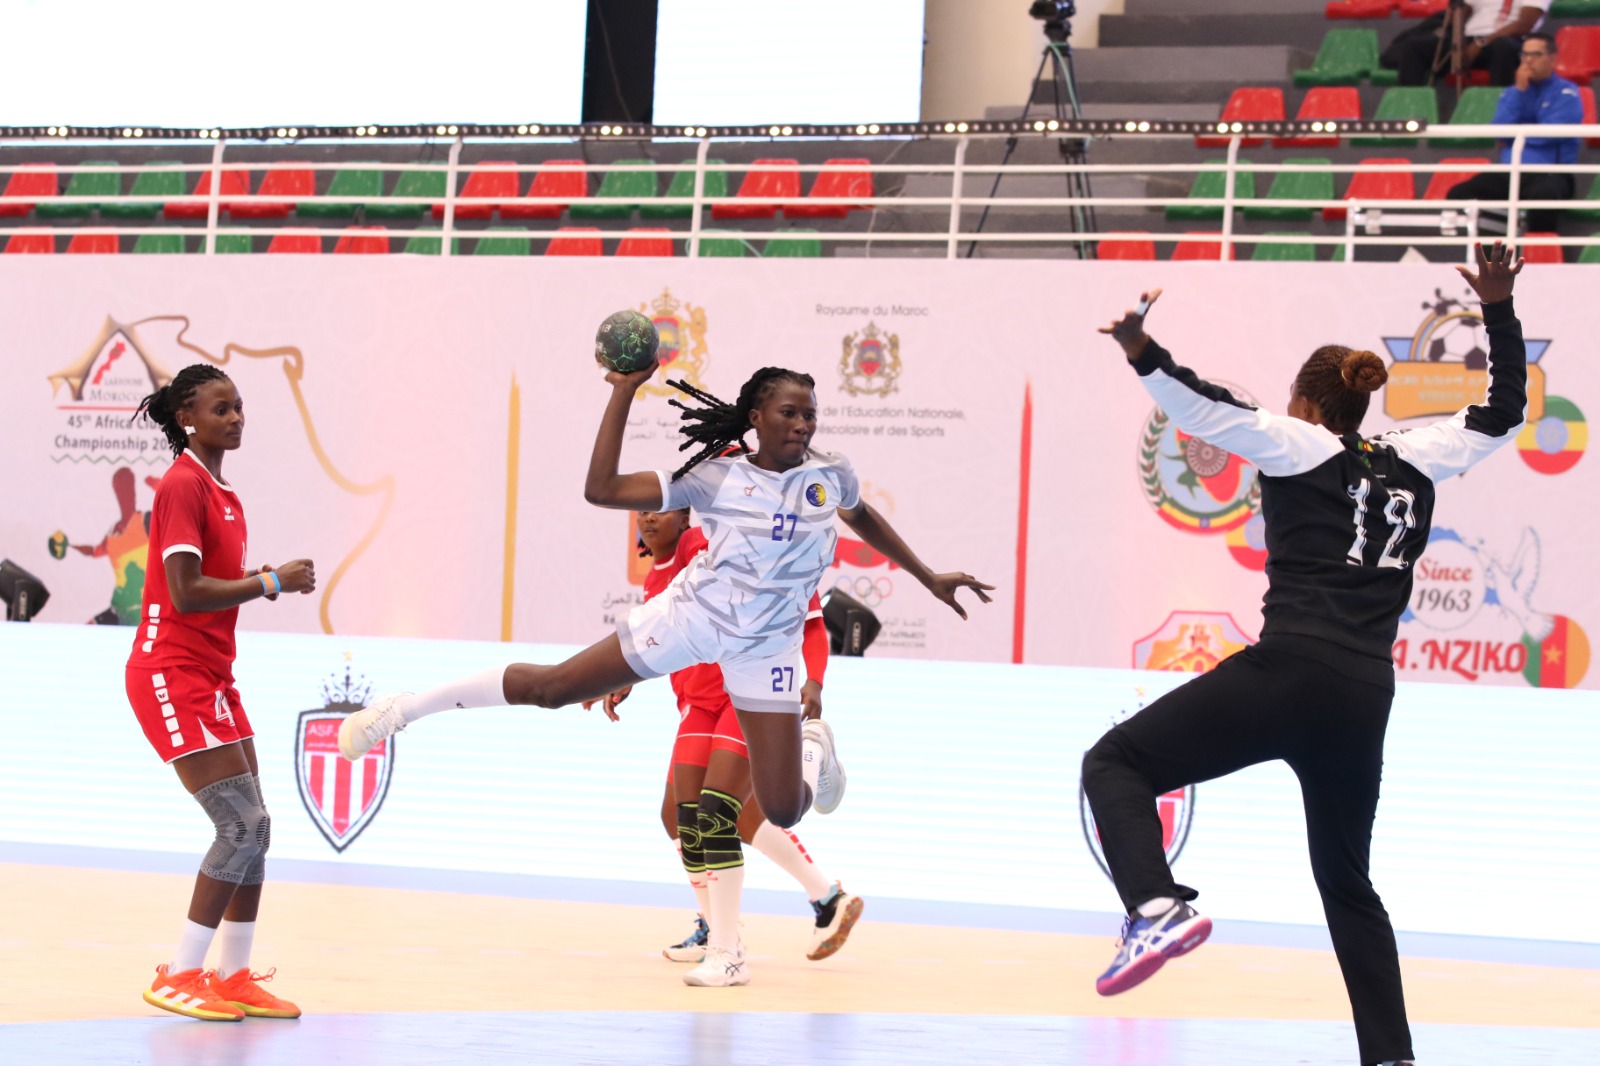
top-left (401, 666), bottom-right (509, 724)
top-left (751, 821), bottom-right (834, 901)
top-left (215, 919), bottom-right (255, 980)
top-left (688, 871), bottom-right (711, 920)
top-left (1136, 896), bottom-right (1178, 918)
top-left (171, 918), bottom-right (217, 973)
top-left (801, 736), bottom-right (822, 796)
top-left (705, 866), bottom-right (745, 954)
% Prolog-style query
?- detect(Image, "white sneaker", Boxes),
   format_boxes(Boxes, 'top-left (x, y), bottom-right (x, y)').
top-left (803, 718), bottom-right (846, 814)
top-left (682, 944), bottom-right (749, 987)
top-left (806, 884), bottom-right (864, 961)
top-left (338, 693), bottom-right (411, 761)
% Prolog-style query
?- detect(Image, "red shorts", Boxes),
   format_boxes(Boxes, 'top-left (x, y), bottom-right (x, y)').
top-left (670, 697), bottom-right (747, 768)
top-left (127, 665), bottom-right (254, 764)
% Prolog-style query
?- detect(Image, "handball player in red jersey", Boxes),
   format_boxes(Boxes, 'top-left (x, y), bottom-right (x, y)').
top-left (125, 364), bottom-right (316, 1022)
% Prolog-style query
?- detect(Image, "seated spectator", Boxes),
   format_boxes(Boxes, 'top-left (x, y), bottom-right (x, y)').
top-left (1390, 0), bottom-right (1546, 88)
top-left (1447, 32), bottom-right (1581, 233)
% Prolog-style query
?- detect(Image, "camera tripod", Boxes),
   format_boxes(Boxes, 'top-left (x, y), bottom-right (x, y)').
top-left (965, 21), bottom-right (1097, 259)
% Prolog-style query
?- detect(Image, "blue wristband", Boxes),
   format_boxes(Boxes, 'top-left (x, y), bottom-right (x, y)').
top-left (260, 571), bottom-right (281, 596)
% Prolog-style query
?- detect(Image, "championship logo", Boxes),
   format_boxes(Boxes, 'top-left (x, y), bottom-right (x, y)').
top-left (1138, 386), bottom-right (1262, 562)
top-left (637, 288), bottom-right (709, 399)
top-left (48, 316), bottom-right (174, 465)
top-left (839, 322), bottom-right (902, 398)
top-left (1381, 287), bottom-right (1551, 423)
top-left (294, 660), bottom-right (394, 852)
top-left (1132, 611), bottom-right (1255, 672)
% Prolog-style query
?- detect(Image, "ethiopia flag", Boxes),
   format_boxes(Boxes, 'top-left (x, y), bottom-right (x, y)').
top-left (1522, 615), bottom-right (1591, 689)
top-left (1517, 395), bottom-right (1585, 475)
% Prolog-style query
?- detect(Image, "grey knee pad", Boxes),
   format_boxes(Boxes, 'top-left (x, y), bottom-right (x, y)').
top-left (194, 772), bottom-right (270, 886)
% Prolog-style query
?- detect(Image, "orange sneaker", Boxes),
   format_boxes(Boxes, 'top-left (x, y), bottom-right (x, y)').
top-left (143, 964), bottom-right (244, 1021)
top-left (214, 967), bottom-right (302, 1019)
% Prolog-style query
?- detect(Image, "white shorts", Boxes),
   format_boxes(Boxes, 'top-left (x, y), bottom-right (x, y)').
top-left (617, 590), bottom-right (803, 714)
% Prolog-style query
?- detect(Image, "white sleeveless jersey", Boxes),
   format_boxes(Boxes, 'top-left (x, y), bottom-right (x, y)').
top-left (654, 451), bottom-right (860, 652)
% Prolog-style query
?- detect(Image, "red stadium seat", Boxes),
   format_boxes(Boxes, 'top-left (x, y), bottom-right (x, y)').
top-left (1581, 86), bottom-right (1600, 149)
top-left (786, 158), bottom-right (873, 219)
top-left (164, 167), bottom-right (249, 219)
top-left (266, 232), bottom-right (323, 254)
top-left (1097, 233), bottom-right (1156, 260)
top-left (0, 163), bottom-right (59, 216)
top-left (501, 159), bottom-right (588, 220)
top-left (332, 226), bottom-right (390, 254)
top-left (1397, 0), bottom-right (1445, 16)
top-left (712, 159), bottom-right (800, 220)
top-left (1325, 158), bottom-right (1415, 221)
top-left (1422, 157), bottom-right (1488, 200)
top-left (1556, 27), bottom-right (1600, 83)
top-left (1196, 89), bottom-right (1285, 148)
top-left (65, 232), bottom-right (118, 254)
top-left (229, 163), bottom-right (315, 220)
top-left (435, 160), bottom-right (519, 221)
top-left (615, 228), bottom-right (674, 257)
top-left (1521, 235), bottom-right (1563, 264)
top-left (1325, 0), bottom-right (1395, 18)
top-left (1276, 87), bottom-right (1362, 148)
top-left (1171, 232), bottom-right (1238, 260)
top-left (3, 229), bottom-right (55, 254)
top-left (544, 226), bottom-right (603, 256)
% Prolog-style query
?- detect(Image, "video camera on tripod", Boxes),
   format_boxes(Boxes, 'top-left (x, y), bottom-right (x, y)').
top-left (1029, 0), bottom-right (1077, 42)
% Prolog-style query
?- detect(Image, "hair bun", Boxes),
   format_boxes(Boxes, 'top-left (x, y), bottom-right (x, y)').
top-left (1340, 350), bottom-right (1388, 393)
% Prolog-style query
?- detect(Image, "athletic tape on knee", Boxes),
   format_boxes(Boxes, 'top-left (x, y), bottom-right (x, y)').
top-left (697, 789), bottom-right (745, 871)
top-left (194, 772), bottom-right (270, 886)
top-left (677, 802), bottom-right (706, 874)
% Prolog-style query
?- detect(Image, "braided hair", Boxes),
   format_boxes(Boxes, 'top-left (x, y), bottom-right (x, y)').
top-left (666, 367), bottom-right (815, 480)
top-left (134, 363), bottom-right (231, 457)
top-left (1291, 346), bottom-right (1388, 435)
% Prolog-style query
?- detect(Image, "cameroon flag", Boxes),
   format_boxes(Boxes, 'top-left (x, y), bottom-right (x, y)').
top-left (1522, 615), bottom-right (1591, 689)
top-left (1517, 395), bottom-right (1585, 475)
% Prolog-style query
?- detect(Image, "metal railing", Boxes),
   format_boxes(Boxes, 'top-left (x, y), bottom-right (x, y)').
top-left (1, 125), bottom-right (1597, 259)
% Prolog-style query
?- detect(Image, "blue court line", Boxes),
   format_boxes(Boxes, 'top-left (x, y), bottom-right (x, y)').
top-left (5, 841), bottom-right (1597, 970)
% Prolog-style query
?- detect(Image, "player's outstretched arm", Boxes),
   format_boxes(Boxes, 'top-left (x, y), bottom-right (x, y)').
top-left (837, 503), bottom-right (995, 620)
top-left (584, 364), bottom-right (666, 511)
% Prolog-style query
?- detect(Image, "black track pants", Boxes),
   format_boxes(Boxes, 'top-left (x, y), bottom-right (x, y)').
top-left (1081, 639), bottom-right (1413, 1066)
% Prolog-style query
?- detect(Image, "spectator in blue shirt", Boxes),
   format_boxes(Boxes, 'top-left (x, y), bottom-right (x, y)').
top-left (1448, 32), bottom-right (1583, 234)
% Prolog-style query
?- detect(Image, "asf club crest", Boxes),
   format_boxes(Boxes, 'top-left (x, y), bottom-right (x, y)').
top-left (1382, 287), bottom-right (1550, 423)
top-left (1133, 611), bottom-right (1255, 672)
top-left (1138, 388), bottom-right (1261, 536)
top-left (839, 322), bottom-right (902, 398)
top-left (294, 660), bottom-right (393, 853)
top-left (637, 288), bottom-right (709, 399)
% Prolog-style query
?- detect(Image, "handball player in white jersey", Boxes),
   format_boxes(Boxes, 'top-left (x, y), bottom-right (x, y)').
top-left (341, 358), bottom-right (993, 829)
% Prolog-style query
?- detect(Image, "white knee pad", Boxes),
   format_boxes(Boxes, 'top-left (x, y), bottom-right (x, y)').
top-left (194, 772), bottom-right (270, 886)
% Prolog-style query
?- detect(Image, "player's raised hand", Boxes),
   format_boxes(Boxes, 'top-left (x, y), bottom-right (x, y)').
top-left (926, 572), bottom-right (996, 621)
top-left (1455, 241), bottom-right (1523, 304)
top-left (1099, 288), bottom-right (1162, 361)
top-left (604, 361), bottom-right (658, 391)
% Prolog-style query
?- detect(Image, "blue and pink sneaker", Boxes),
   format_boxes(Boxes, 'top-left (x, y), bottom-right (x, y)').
top-left (1094, 900), bottom-right (1212, 996)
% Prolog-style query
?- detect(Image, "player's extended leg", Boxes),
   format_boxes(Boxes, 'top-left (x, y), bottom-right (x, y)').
top-left (340, 634), bottom-right (646, 759)
top-left (733, 708), bottom-right (807, 829)
top-left (684, 749), bottom-right (753, 987)
top-left (737, 792), bottom-right (863, 961)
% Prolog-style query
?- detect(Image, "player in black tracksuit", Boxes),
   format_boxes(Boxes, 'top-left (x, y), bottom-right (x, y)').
top-left (1081, 243), bottom-right (1528, 1066)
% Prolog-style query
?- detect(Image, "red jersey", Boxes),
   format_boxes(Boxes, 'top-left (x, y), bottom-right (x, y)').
top-left (128, 451), bottom-right (249, 682)
top-left (645, 526), bottom-right (828, 714)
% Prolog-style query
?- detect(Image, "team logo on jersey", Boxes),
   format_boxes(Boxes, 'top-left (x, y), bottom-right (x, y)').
top-left (1138, 386), bottom-right (1261, 537)
top-left (1381, 287), bottom-right (1550, 422)
top-left (806, 483), bottom-right (827, 507)
top-left (48, 316), bottom-right (174, 464)
top-left (294, 659), bottom-right (393, 853)
top-left (1132, 611), bottom-right (1255, 672)
top-left (636, 288), bottom-right (710, 399)
top-left (839, 322), bottom-right (902, 397)
top-left (1079, 684), bottom-right (1198, 880)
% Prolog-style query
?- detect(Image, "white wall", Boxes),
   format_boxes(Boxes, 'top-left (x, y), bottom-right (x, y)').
top-left (922, 0), bottom-right (1124, 120)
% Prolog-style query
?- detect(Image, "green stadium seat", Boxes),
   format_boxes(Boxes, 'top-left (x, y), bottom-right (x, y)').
top-left (693, 231), bottom-right (750, 257)
top-left (1354, 87), bottom-right (1438, 147)
top-left (1436, 87), bottom-right (1501, 147)
top-left (132, 234), bottom-right (186, 254)
top-left (762, 229), bottom-right (822, 257)
top-left (1578, 242), bottom-right (1600, 264)
top-left (1551, 0), bottom-right (1600, 15)
top-left (1243, 158), bottom-right (1334, 221)
top-left (213, 234), bottom-right (254, 254)
top-left (400, 228), bottom-right (462, 256)
top-left (1294, 28), bottom-right (1381, 87)
top-left (297, 167), bottom-right (384, 219)
top-left (476, 227), bottom-right (534, 255)
top-left (641, 162), bottom-right (729, 220)
top-left (1570, 175), bottom-right (1600, 221)
top-left (103, 162), bottom-right (184, 220)
top-left (366, 168), bottom-right (447, 220)
top-left (36, 162), bottom-right (120, 219)
top-left (1251, 233), bottom-right (1318, 261)
top-left (570, 159), bottom-right (657, 220)
top-left (1167, 162), bottom-right (1257, 221)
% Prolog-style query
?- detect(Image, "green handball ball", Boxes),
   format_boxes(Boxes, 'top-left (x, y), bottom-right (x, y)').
top-left (595, 310), bottom-right (660, 373)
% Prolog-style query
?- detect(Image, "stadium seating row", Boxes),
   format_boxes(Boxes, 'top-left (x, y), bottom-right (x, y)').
top-left (0, 159), bottom-right (874, 223)
top-left (1101, 230), bottom-right (1595, 263)
top-left (0, 226), bottom-right (823, 257)
top-left (1299, 25), bottom-right (1600, 86)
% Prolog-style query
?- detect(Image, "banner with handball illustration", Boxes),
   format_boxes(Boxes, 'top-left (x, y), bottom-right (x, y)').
top-left (1, 258), bottom-right (1593, 688)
